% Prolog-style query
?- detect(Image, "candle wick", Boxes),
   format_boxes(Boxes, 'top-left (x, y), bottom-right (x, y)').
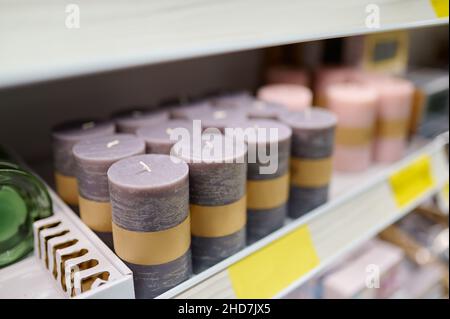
top-left (82, 121), bottom-right (95, 130)
top-left (213, 110), bottom-right (227, 120)
top-left (139, 161), bottom-right (152, 173)
top-left (166, 128), bottom-right (173, 135)
top-left (107, 140), bottom-right (120, 148)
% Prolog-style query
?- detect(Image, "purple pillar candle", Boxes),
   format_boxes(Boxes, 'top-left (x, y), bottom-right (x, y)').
top-left (174, 133), bottom-right (247, 273)
top-left (187, 107), bottom-right (248, 133)
top-left (108, 154), bottom-right (191, 298)
top-left (73, 134), bottom-right (145, 247)
top-left (113, 108), bottom-right (169, 134)
top-left (136, 120), bottom-right (194, 155)
top-left (279, 109), bottom-right (337, 218)
top-left (246, 100), bottom-right (288, 120)
top-left (227, 120), bottom-right (292, 243)
top-left (52, 119), bottom-right (115, 206)
top-left (169, 101), bottom-right (211, 120)
top-left (209, 91), bottom-right (254, 109)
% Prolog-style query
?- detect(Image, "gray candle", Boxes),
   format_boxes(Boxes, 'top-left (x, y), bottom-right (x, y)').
top-left (52, 119), bottom-right (115, 206)
top-left (279, 109), bottom-right (337, 218)
top-left (247, 100), bottom-right (288, 120)
top-left (174, 133), bottom-right (247, 273)
top-left (209, 91), bottom-right (254, 109)
top-left (136, 120), bottom-right (193, 155)
top-left (187, 107), bottom-right (248, 133)
top-left (113, 108), bottom-right (169, 134)
top-left (227, 120), bottom-right (291, 243)
top-left (73, 134), bottom-right (145, 247)
top-left (169, 101), bottom-right (211, 120)
top-left (108, 154), bottom-right (191, 298)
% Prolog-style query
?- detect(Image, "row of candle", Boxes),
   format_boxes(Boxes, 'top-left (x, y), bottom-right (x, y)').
top-left (51, 96), bottom-right (336, 298)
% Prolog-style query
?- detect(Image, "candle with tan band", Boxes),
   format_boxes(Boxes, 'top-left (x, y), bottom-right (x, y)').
top-left (174, 133), bottom-right (247, 273)
top-left (280, 108), bottom-right (337, 218)
top-left (108, 154), bottom-right (191, 299)
top-left (326, 82), bottom-right (378, 172)
top-left (228, 120), bottom-right (292, 244)
top-left (52, 119), bottom-right (115, 206)
top-left (73, 134), bottom-right (145, 248)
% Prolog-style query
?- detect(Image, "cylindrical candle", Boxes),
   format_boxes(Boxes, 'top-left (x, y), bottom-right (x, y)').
top-left (136, 120), bottom-right (194, 155)
top-left (228, 120), bottom-right (292, 244)
top-left (279, 109), bottom-right (337, 218)
top-left (113, 108), bottom-right (169, 134)
top-left (265, 65), bottom-right (310, 87)
top-left (73, 134), bottom-right (145, 247)
top-left (314, 66), bottom-right (357, 107)
top-left (326, 82), bottom-right (378, 172)
top-left (365, 76), bottom-right (414, 163)
top-left (174, 133), bottom-right (247, 273)
top-left (246, 100), bottom-right (288, 120)
top-left (187, 108), bottom-right (247, 133)
top-left (108, 154), bottom-right (191, 298)
top-left (52, 119), bottom-right (115, 206)
top-left (169, 101), bottom-right (211, 120)
top-left (209, 91), bottom-right (254, 109)
top-left (257, 84), bottom-right (313, 112)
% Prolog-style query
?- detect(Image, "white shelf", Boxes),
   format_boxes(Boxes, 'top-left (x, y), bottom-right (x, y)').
top-left (0, 0), bottom-right (447, 88)
top-left (156, 134), bottom-right (449, 299)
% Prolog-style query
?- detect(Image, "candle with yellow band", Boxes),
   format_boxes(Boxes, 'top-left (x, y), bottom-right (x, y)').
top-left (108, 154), bottom-right (192, 299)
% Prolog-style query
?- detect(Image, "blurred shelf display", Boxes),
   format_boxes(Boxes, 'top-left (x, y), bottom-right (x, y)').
top-left (0, 0), bottom-right (448, 88)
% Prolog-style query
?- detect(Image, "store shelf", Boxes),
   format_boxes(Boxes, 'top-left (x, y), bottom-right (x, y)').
top-left (157, 133), bottom-right (449, 299)
top-left (0, 0), bottom-right (448, 88)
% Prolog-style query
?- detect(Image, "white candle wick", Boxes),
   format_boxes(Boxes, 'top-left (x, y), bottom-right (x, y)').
top-left (107, 140), bottom-right (120, 148)
top-left (213, 110), bottom-right (227, 120)
top-left (139, 161), bottom-right (152, 172)
top-left (166, 128), bottom-right (173, 135)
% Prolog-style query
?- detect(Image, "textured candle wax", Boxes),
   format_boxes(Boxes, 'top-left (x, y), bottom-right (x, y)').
top-left (228, 120), bottom-right (292, 244)
top-left (314, 66), bottom-right (357, 107)
top-left (170, 101), bottom-right (211, 120)
top-left (280, 109), bottom-right (337, 218)
top-left (52, 119), bottom-right (115, 206)
top-left (175, 133), bottom-right (247, 273)
top-left (326, 83), bottom-right (378, 172)
top-left (108, 154), bottom-right (191, 299)
top-left (113, 108), bottom-right (169, 134)
top-left (266, 65), bottom-right (310, 87)
top-left (136, 120), bottom-right (193, 154)
top-left (188, 107), bottom-right (248, 133)
top-left (365, 75), bottom-right (414, 163)
top-left (73, 134), bottom-right (145, 248)
top-left (257, 84), bottom-right (313, 112)
top-left (246, 100), bottom-right (288, 120)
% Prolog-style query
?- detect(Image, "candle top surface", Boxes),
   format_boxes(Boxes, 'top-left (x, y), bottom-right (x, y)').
top-left (210, 91), bottom-right (254, 108)
top-left (73, 134), bottom-right (145, 162)
top-left (279, 108), bottom-right (337, 130)
top-left (114, 108), bottom-right (169, 127)
top-left (108, 154), bottom-right (189, 190)
top-left (326, 82), bottom-right (378, 103)
top-left (52, 119), bottom-right (115, 141)
top-left (187, 107), bottom-right (247, 127)
top-left (365, 75), bottom-right (415, 96)
top-left (169, 101), bottom-right (211, 118)
top-left (136, 120), bottom-right (194, 143)
top-left (257, 84), bottom-right (312, 110)
top-left (174, 133), bottom-right (247, 163)
top-left (225, 119), bottom-right (292, 144)
top-left (247, 100), bottom-right (287, 116)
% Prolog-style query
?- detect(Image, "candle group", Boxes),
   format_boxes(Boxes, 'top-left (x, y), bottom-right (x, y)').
top-left (52, 119), bottom-right (115, 206)
top-left (73, 134), bottom-right (145, 248)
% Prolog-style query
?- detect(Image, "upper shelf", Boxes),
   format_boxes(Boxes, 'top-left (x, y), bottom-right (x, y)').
top-left (0, 0), bottom-right (448, 88)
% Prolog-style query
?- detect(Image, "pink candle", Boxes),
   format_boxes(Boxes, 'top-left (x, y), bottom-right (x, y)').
top-left (365, 76), bottom-right (414, 163)
top-left (265, 65), bottom-right (310, 87)
top-left (326, 82), bottom-right (378, 172)
top-left (314, 66), bottom-right (358, 107)
top-left (257, 84), bottom-right (312, 112)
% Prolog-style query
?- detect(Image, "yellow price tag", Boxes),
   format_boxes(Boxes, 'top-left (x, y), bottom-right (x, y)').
top-left (228, 225), bottom-right (320, 299)
top-left (442, 182), bottom-right (449, 205)
top-left (389, 155), bottom-right (435, 207)
top-left (430, 0), bottom-right (449, 18)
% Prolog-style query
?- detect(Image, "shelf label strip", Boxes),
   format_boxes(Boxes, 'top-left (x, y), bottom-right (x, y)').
top-left (430, 0), bottom-right (449, 18)
top-left (228, 225), bottom-right (319, 299)
top-left (389, 154), bottom-right (435, 208)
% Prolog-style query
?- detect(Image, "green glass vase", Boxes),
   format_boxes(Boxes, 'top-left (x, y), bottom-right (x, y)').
top-left (0, 146), bottom-right (53, 268)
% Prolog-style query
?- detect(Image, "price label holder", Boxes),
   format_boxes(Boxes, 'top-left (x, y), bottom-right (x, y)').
top-left (389, 155), bottom-right (435, 208)
top-left (228, 225), bottom-right (319, 299)
top-left (437, 181), bottom-right (449, 213)
top-left (430, 0), bottom-right (449, 18)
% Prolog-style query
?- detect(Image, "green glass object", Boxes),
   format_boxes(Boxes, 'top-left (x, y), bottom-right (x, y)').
top-left (0, 147), bottom-right (53, 268)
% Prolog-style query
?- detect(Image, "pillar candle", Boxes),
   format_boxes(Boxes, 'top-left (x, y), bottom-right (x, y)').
top-left (108, 154), bottom-right (191, 298)
top-left (113, 108), bottom-right (169, 134)
top-left (210, 91), bottom-right (254, 109)
top-left (73, 134), bottom-right (145, 247)
top-left (136, 120), bottom-right (193, 155)
top-left (52, 119), bottom-right (115, 206)
top-left (174, 133), bottom-right (247, 273)
top-left (279, 109), bottom-right (337, 218)
top-left (187, 108), bottom-right (248, 133)
top-left (246, 100), bottom-right (288, 120)
top-left (366, 76), bottom-right (414, 163)
top-left (228, 120), bottom-right (292, 244)
top-left (169, 101), bottom-right (211, 120)
top-left (265, 65), bottom-right (310, 87)
top-left (314, 66), bottom-right (357, 107)
top-left (326, 82), bottom-right (378, 172)
top-left (257, 84), bottom-right (313, 112)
